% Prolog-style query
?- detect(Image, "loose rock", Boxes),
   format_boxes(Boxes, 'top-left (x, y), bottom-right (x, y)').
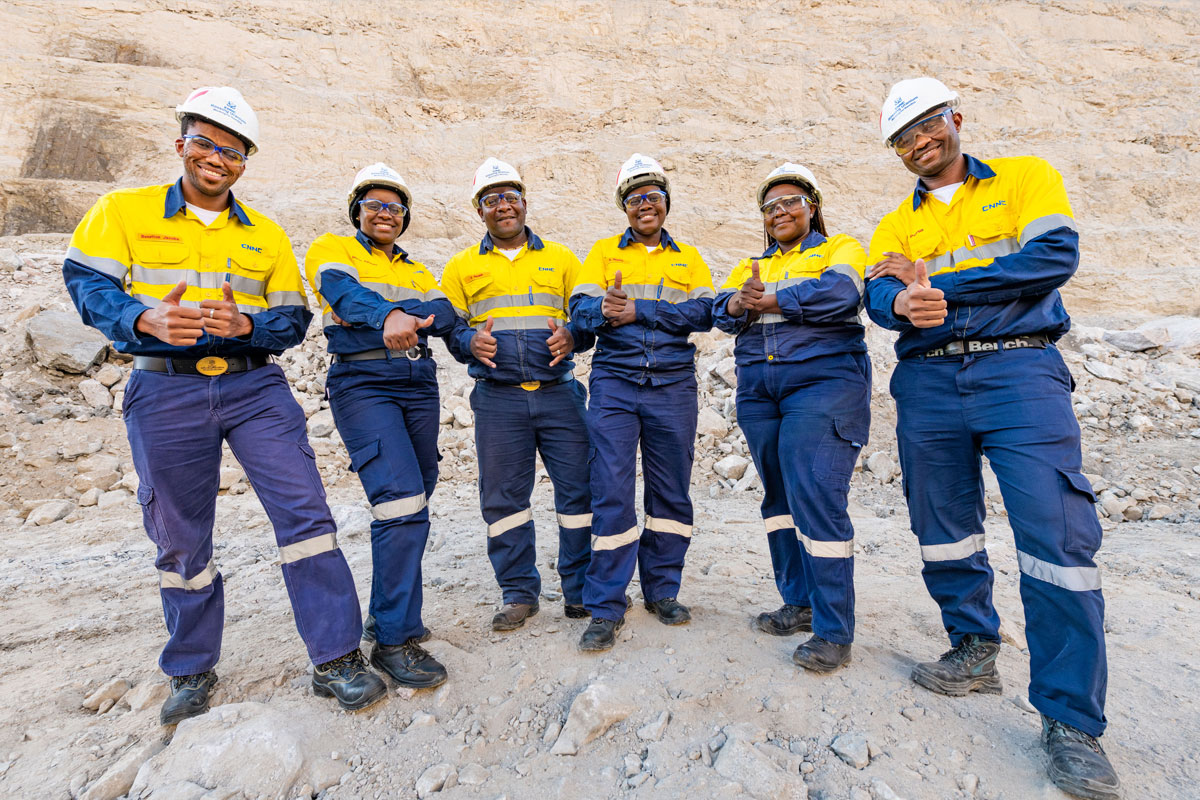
top-left (26, 310), bottom-right (109, 373)
top-left (831, 732), bottom-right (870, 769)
top-left (551, 683), bottom-right (637, 755)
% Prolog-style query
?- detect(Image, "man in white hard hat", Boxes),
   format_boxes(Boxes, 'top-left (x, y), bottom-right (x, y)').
top-left (865, 77), bottom-right (1120, 799)
top-left (442, 158), bottom-right (594, 632)
top-left (63, 87), bottom-right (386, 726)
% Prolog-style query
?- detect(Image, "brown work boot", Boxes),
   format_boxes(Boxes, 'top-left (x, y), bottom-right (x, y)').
top-left (491, 600), bottom-right (540, 632)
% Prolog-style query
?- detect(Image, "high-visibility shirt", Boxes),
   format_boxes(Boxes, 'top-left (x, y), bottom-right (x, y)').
top-left (441, 227), bottom-right (592, 384)
top-left (569, 227), bottom-right (715, 385)
top-left (303, 230), bottom-right (456, 354)
top-left (864, 154), bottom-right (1079, 359)
top-left (62, 179), bottom-right (310, 357)
top-left (713, 230), bottom-right (866, 366)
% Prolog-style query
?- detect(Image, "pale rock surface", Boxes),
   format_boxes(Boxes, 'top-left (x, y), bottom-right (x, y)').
top-left (331, 503), bottom-right (372, 538)
top-left (307, 409), bottom-right (336, 438)
top-left (415, 763), bottom-right (454, 798)
top-left (696, 406), bottom-right (729, 437)
top-left (714, 454), bottom-right (749, 480)
top-left (713, 734), bottom-right (806, 800)
top-left (27, 499), bottom-right (73, 525)
top-left (551, 682), bottom-right (637, 755)
top-left (82, 677), bottom-right (131, 711)
top-left (25, 310), bottom-right (108, 373)
top-left (80, 741), bottom-right (164, 800)
top-left (1104, 327), bottom-right (1169, 351)
top-left (831, 731), bottom-right (871, 768)
top-left (79, 378), bottom-right (112, 409)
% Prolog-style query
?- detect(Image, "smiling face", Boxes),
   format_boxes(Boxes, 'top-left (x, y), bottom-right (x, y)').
top-left (899, 108), bottom-right (964, 180)
top-left (358, 187), bottom-right (406, 248)
top-left (476, 183), bottom-right (527, 241)
top-left (623, 182), bottom-right (667, 239)
top-left (175, 118), bottom-right (245, 204)
top-left (762, 182), bottom-right (814, 247)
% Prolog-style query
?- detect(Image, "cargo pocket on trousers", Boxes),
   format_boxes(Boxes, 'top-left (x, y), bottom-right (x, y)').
top-left (347, 438), bottom-right (381, 474)
top-left (298, 442), bottom-right (328, 499)
top-left (137, 485), bottom-right (170, 550)
top-left (1060, 468), bottom-right (1102, 556)
top-left (813, 417), bottom-right (869, 483)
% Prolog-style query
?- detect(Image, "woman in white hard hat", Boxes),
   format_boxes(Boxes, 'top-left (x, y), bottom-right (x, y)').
top-left (303, 164), bottom-right (456, 691)
top-left (567, 154), bottom-right (717, 652)
top-left (713, 163), bottom-right (871, 673)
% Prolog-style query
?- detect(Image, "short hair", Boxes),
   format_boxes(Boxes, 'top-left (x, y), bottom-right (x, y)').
top-left (179, 113), bottom-right (254, 156)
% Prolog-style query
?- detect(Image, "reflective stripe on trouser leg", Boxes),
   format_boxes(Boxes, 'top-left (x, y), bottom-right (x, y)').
top-left (635, 377), bottom-right (698, 604)
top-left (891, 357), bottom-right (1001, 646)
top-left (122, 369), bottom-right (226, 676)
top-left (472, 381), bottom-right (541, 605)
top-left (326, 360), bottom-right (441, 645)
top-left (219, 365), bottom-right (361, 666)
top-left (533, 379), bottom-right (593, 609)
top-left (959, 347), bottom-right (1108, 736)
top-left (737, 371), bottom-right (809, 608)
top-left (582, 376), bottom-right (642, 620)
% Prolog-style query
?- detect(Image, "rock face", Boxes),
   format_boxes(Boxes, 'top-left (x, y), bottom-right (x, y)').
top-left (129, 702), bottom-right (347, 800)
top-left (551, 683), bottom-right (637, 756)
top-left (25, 310), bottom-right (108, 373)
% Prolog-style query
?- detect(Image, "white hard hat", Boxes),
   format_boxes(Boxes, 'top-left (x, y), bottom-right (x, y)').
top-left (471, 158), bottom-right (525, 208)
top-left (879, 77), bottom-right (959, 146)
top-left (756, 163), bottom-right (822, 208)
top-left (175, 86), bottom-right (260, 156)
top-left (346, 163), bottom-right (413, 232)
top-left (614, 153), bottom-right (670, 211)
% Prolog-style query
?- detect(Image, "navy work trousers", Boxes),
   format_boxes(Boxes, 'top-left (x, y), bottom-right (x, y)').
top-left (583, 375), bottom-right (698, 621)
top-left (737, 351), bottom-right (871, 646)
top-left (122, 364), bottom-right (361, 676)
top-left (471, 378), bottom-right (592, 606)
top-left (327, 356), bottom-right (439, 646)
top-left (892, 344), bottom-right (1107, 737)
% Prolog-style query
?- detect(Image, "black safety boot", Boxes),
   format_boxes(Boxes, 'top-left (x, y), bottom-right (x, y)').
top-left (362, 615), bottom-right (431, 644)
top-left (1043, 715), bottom-right (1122, 800)
top-left (160, 670), bottom-right (218, 726)
top-left (370, 639), bottom-right (448, 689)
top-left (911, 633), bottom-right (1003, 696)
top-left (754, 604), bottom-right (813, 636)
top-left (564, 604), bottom-right (589, 618)
top-left (492, 601), bottom-right (539, 632)
top-left (644, 597), bottom-right (692, 626)
top-left (312, 650), bottom-right (387, 711)
top-left (577, 617), bottom-right (625, 652)
top-left (792, 635), bottom-right (852, 673)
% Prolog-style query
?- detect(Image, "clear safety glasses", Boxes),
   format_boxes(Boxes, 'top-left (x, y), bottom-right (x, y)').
top-left (891, 108), bottom-right (953, 156)
top-left (623, 190), bottom-right (668, 210)
top-left (182, 135), bottom-right (247, 166)
top-left (359, 199), bottom-right (408, 217)
top-left (479, 190), bottom-right (523, 209)
top-left (760, 194), bottom-right (811, 219)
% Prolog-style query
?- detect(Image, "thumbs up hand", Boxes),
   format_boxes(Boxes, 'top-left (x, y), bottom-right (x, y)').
top-left (726, 259), bottom-right (766, 316)
top-left (200, 280), bottom-right (253, 339)
top-left (546, 317), bottom-right (576, 366)
top-left (892, 258), bottom-right (947, 328)
top-left (135, 280), bottom-right (207, 345)
top-left (383, 309), bottom-right (435, 350)
top-left (602, 269), bottom-right (634, 326)
top-left (470, 316), bottom-right (498, 368)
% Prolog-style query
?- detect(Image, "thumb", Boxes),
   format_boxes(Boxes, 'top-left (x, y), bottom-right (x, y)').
top-left (547, 317), bottom-right (559, 332)
top-left (613, 270), bottom-right (622, 291)
top-left (483, 316), bottom-right (495, 334)
top-left (163, 280), bottom-right (187, 305)
top-left (417, 314), bottom-right (435, 329)
top-left (751, 260), bottom-right (760, 282)
top-left (222, 280), bottom-right (235, 303)
top-left (914, 258), bottom-right (930, 288)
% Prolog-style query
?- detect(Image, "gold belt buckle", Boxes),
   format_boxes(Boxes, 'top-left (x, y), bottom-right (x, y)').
top-left (519, 380), bottom-right (541, 391)
top-left (196, 356), bottom-right (229, 376)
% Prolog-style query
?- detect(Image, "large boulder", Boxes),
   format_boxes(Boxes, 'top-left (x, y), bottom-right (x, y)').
top-left (26, 310), bottom-right (108, 373)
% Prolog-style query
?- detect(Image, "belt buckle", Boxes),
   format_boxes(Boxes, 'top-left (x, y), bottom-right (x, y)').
top-left (196, 356), bottom-right (229, 376)
top-left (520, 380), bottom-right (541, 391)
top-left (403, 346), bottom-right (422, 361)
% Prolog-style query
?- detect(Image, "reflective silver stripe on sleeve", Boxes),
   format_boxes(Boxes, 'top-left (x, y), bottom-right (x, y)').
top-left (470, 292), bottom-right (564, 315)
top-left (322, 311), bottom-right (337, 328)
top-left (372, 492), bottom-right (428, 521)
top-left (557, 512), bottom-right (593, 529)
top-left (645, 516), bottom-right (693, 537)
top-left (926, 237), bottom-right (1022, 275)
top-left (1017, 550), bottom-right (1101, 592)
top-left (265, 290), bottom-right (308, 308)
top-left (68, 247), bottom-right (129, 282)
top-left (689, 286), bottom-right (717, 300)
top-left (485, 316), bottom-right (556, 332)
top-left (130, 266), bottom-right (192, 286)
top-left (360, 282), bottom-right (429, 303)
top-left (571, 283), bottom-right (605, 298)
top-left (159, 560), bottom-right (218, 591)
top-left (453, 305), bottom-right (470, 320)
top-left (825, 263), bottom-right (865, 293)
top-left (228, 274), bottom-right (267, 297)
top-left (423, 288), bottom-right (448, 301)
top-left (751, 313), bottom-right (786, 325)
top-left (763, 515), bottom-right (794, 532)
top-left (280, 532), bottom-right (339, 564)
top-left (622, 284), bottom-right (688, 303)
top-left (799, 533), bottom-right (853, 558)
top-left (131, 294), bottom-right (265, 315)
top-left (591, 526), bottom-right (640, 551)
top-left (314, 261), bottom-right (359, 293)
top-left (1019, 213), bottom-right (1077, 246)
top-left (921, 533), bottom-right (987, 562)
top-left (488, 508), bottom-right (533, 537)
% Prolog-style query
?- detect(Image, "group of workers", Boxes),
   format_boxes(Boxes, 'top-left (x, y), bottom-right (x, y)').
top-left (62, 78), bottom-right (1120, 800)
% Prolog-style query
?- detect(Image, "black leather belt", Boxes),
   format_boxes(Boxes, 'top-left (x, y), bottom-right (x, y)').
top-left (333, 344), bottom-right (430, 363)
top-left (923, 334), bottom-right (1049, 358)
top-left (133, 354), bottom-right (272, 376)
top-left (476, 373), bottom-right (574, 390)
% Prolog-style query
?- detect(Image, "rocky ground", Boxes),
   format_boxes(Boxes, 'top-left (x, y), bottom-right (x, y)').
top-left (0, 234), bottom-right (1197, 800)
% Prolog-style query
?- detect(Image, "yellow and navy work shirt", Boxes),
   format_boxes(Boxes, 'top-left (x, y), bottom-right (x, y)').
top-left (441, 227), bottom-right (593, 384)
top-left (570, 228), bottom-right (715, 385)
top-left (63, 179), bottom-right (309, 357)
top-left (714, 230), bottom-right (867, 366)
top-left (865, 154), bottom-right (1079, 359)
top-left (303, 230), bottom-right (455, 354)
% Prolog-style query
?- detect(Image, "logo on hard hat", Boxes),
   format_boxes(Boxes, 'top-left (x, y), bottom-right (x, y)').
top-left (215, 100), bottom-right (247, 126)
top-left (887, 95), bottom-right (918, 122)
